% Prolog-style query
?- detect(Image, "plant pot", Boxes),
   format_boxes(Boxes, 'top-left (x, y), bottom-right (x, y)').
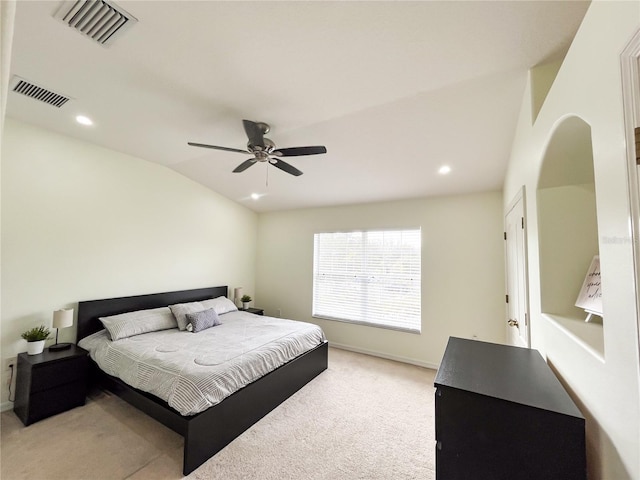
top-left (243, 302), bottom-right (249, 310)
top-left (27, 340), bottom-right (45, 355)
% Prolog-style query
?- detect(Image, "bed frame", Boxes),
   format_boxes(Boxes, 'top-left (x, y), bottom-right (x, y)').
top-left (77, 286), bottom-right (328, 475)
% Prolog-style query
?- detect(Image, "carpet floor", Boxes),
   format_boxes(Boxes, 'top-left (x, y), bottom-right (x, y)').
top-left (1, 347), bottom-right (436, 480)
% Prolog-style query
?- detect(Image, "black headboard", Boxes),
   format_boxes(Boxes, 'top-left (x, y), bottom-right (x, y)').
top-left (76, 286), bottom-right (228, 342)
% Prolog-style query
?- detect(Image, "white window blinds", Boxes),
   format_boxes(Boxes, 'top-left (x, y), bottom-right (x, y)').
top-left (312, 229), bottom-right (421, 333)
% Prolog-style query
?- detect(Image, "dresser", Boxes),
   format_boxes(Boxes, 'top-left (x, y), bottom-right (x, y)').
top-left (434, 337), bottom-right (586, 480)
top-left (14, 345), bottom-right (89, 426)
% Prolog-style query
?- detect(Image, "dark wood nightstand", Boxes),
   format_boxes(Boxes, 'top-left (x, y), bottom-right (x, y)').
top-left (242, 307), bottom-right (264, 315)
top-left (13, 344), bottom-right (89, 426)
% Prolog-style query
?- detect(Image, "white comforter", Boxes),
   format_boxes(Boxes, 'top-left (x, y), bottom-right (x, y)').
top-left (78, 311), bottom-right (326, 415)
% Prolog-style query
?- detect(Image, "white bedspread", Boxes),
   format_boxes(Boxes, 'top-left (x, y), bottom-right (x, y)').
top-left (78, 311), bottom-right (326, 415)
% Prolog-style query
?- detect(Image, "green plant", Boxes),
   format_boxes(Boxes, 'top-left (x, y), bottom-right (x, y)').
top-left (241, 294), bottom-right (252, 303)
top-left (21, 325), bottom-right (51, 342)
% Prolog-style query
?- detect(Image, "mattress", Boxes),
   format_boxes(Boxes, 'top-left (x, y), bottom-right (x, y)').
top-left (78, 310), bottom-right (326, 415)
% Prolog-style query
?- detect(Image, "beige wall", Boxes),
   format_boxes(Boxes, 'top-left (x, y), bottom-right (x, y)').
top-left (255, 192), bottom-right (505, 368)
top-left (0, 119), bottom-right (258, 405)
top-left (503, 2), bottom-right (640, 478)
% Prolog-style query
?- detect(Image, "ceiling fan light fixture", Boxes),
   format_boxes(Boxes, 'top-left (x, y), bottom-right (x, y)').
top-left (188, 119), bottom-right (326, 177)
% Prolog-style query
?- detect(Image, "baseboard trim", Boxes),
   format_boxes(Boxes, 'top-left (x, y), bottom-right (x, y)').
top-left (1, 401), bottom-right (14, 412)
top-left (329, 342), bottom-right (439, 370)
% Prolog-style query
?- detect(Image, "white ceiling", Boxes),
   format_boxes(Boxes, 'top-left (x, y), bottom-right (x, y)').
top-left (7, 1), bottom-right (590, 212)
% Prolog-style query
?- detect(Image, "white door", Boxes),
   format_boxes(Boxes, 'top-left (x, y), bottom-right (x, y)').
top-left (505, 188), bottom-right (529, 348)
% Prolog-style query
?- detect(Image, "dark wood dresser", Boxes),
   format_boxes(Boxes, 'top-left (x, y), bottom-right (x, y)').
top-left (434, 337), bottom-right (586, 480)
top-left (14, 345), bottom-right (89, 426)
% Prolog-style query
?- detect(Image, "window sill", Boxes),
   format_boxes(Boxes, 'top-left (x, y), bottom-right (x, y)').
top-left (312, 315), bottom-right (421, 334)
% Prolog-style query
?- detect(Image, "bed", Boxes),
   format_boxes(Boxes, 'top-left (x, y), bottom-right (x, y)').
top-left (76, 286), bottom-right (328, 475)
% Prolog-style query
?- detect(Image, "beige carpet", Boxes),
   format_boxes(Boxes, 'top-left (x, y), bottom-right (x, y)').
top-left (1, 347), bottom-right (436, 480)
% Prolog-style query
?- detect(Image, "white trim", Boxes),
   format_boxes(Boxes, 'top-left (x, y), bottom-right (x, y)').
top-left (329, 341), bottom-right (439, 370)
top-left (313, 315), bottom-right (420, 335)
top-left (620, 28), bottom-right (640, 381)
top-left (504, 186), bottom-right (531, 348)
top-left (1, 401), bottom-right (14, 412)
top-left (542, 314), bottom-right (605, 364)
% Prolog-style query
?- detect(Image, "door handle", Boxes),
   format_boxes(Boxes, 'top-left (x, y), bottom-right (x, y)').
top-left (508, 319), bottom-right (519, 327)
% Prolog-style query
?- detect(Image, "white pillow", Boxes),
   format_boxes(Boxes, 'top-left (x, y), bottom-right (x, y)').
top-left (169, 302), bottom-right (205, 331)
top-left (100, 307), bottom-right (177, 341)
top-left (201, 296), bottom-right (238, 315)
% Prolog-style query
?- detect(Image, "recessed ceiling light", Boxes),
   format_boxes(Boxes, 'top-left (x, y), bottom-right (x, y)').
top-left (250, 193), bottom-right (261, 200)
top-left (75, 115), bottom-right (93, 126)
top-left (438, 165), bottom-right (451, 175)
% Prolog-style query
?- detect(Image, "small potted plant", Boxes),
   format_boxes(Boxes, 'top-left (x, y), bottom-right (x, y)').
top-left (241, 294), bottom-right (252, 310)
top-left (21, 325), bottom-right (51, 355)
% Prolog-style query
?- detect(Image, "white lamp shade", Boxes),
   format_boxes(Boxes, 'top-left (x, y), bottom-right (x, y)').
top-left (52, 308), bottom-right (74, 328)
top-left (234, 287), bottom-right (243, 300)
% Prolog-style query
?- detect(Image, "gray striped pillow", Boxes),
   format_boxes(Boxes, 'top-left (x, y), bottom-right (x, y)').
top-left (169, 302), bottom-right (205, 331)
top-left (100, 307), bottom-right (177, 341)
top-left (200, 296), bottom-right (237, 315)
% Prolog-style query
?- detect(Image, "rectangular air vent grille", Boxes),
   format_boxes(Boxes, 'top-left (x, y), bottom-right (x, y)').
top-left (54, 0), bottom-right (137, 47)
top-left (11, 78), bottom-right (70, 108)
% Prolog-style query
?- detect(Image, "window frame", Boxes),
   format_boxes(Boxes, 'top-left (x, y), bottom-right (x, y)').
top-left (312, 228), bottom-right (422, 334)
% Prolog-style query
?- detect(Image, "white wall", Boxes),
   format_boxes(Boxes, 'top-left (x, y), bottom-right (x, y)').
top-left (503, 2), bottom-right (640, 478)
top-left (0, 119), bottom-right (258, 406)
top-left (256, 192), bottom-right (505, 368)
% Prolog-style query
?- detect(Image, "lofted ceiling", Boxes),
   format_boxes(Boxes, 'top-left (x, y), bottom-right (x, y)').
top-left (7, 1), bottom-right (590, 212)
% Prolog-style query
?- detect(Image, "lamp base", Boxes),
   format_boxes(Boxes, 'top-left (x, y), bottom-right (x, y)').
top-left (49, 343), bottom-right (72, 352)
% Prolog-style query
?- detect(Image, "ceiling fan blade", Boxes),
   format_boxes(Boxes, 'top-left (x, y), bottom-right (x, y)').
top-left (270, 158), bottom-right (303, 176)
top-left (242, 120), bottom-right (266, 149)
top-left (188, 142), bottom-right (249, 154)
top-left (233, 159), bottom-right (258, 173)
top-left (272, 146), bottom-right (327, 157)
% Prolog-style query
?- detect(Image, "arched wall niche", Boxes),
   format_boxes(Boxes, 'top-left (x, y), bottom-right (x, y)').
top-left (537, 115), bottom-right (604, 357)
top-left (538, 117), bottom-right (595, 189)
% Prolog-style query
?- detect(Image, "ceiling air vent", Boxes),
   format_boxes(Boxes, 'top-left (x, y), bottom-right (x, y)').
top-left (10, 76), bottom-right (71, 108)
top-left (54, 0), bottom-right (138, 47)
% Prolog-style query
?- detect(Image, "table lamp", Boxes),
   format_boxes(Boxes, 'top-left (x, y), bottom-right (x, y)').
top-left (50, 308), bottom-right (73, 351)
top-left (234, 287), bottom-right (243, 308)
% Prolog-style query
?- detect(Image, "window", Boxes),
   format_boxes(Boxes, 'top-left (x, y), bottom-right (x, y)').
top-left (312, 229), bottom-right (421, 333)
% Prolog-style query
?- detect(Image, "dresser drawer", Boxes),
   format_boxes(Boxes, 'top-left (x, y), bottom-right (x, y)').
top-left (30, 356), bottom-right (88, 393)
top-left (26, 380), bottom-right (87, 424)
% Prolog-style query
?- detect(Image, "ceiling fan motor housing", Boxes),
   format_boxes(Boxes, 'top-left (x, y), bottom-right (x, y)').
top-left (249, 137), bottom-right (275, 155)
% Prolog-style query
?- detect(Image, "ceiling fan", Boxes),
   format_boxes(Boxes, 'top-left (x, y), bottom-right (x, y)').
top-left (188, 120), bottom-right (327, 176)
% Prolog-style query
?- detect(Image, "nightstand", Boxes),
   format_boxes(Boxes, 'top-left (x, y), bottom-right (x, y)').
top-left (242, 307), bottom-right (264, 315)
top-left (13, 344), bottom-right (89, 426)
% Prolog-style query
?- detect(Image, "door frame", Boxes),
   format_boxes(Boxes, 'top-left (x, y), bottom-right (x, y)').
top-left (505, 186), bottom-right (530, 348)
top-left (620, 29), bottom-right (640, 377)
